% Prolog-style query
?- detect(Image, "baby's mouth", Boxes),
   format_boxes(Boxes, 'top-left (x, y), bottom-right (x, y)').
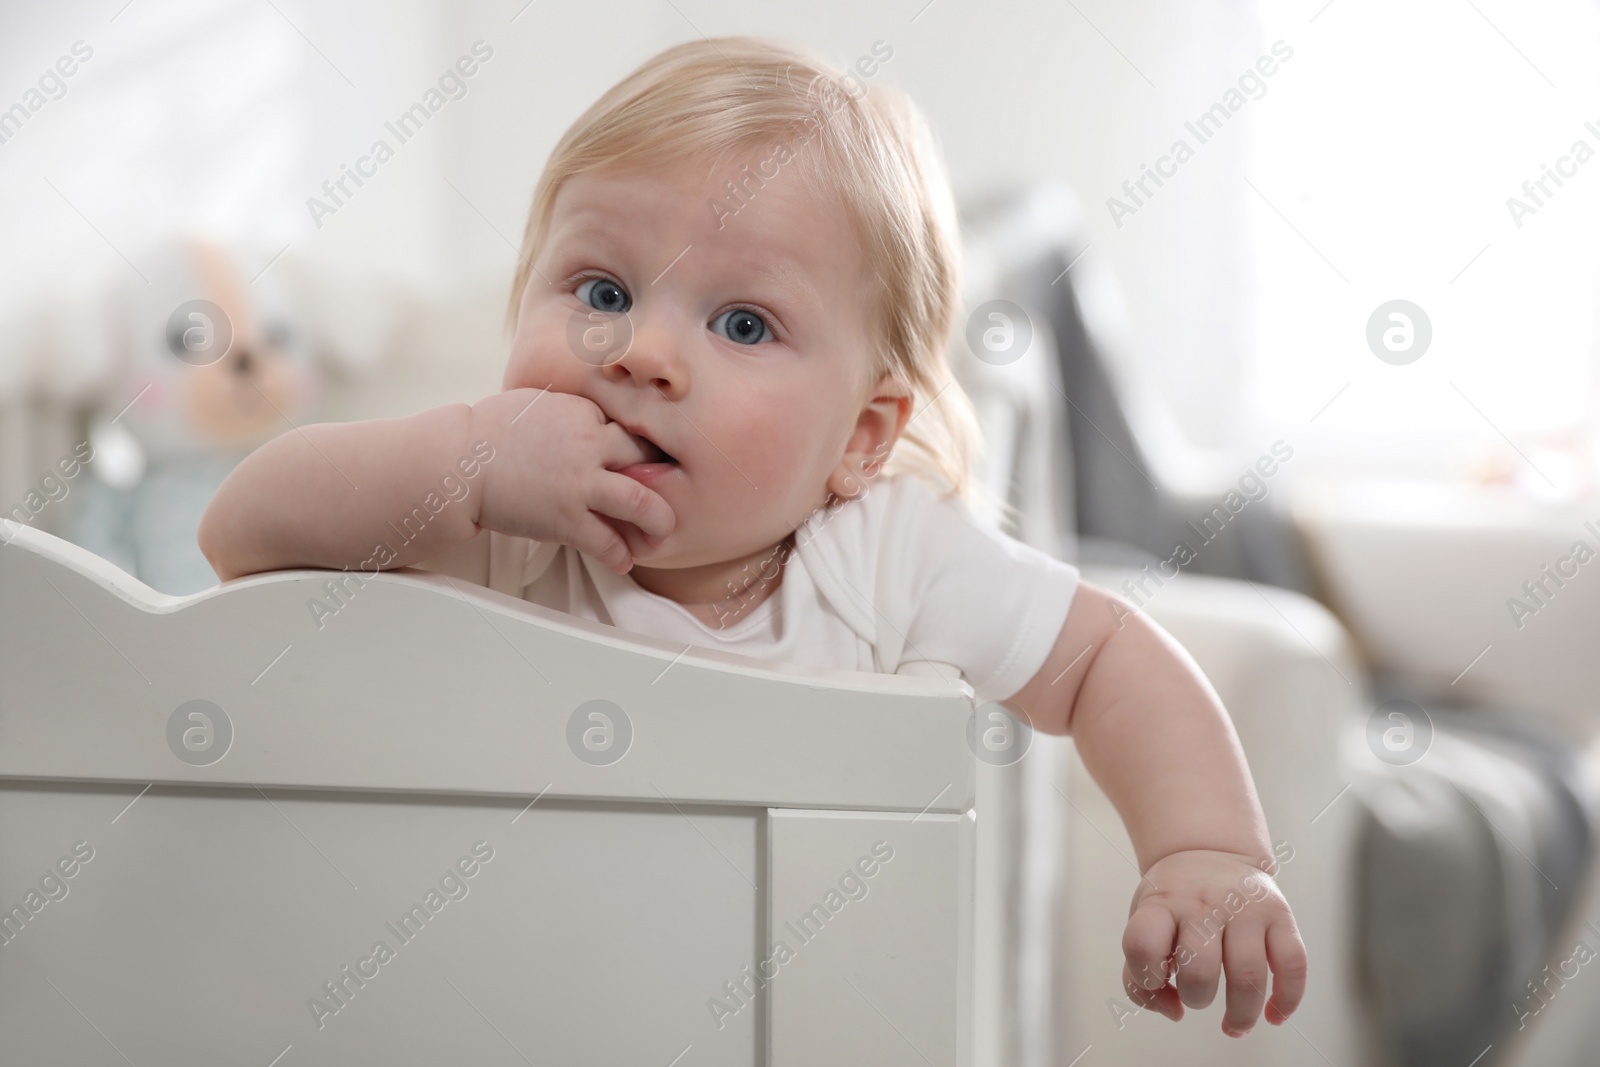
top-left (617, 429), bottom-right (680, 490)
top-left (629, 432), bottom-right (678, 467)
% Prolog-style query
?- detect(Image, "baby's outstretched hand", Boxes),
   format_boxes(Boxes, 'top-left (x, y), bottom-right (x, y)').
top-left (1120, 848), bottom-right (1307, 1037)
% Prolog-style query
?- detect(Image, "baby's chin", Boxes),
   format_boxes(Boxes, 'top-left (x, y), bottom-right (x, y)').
top-left (618, 530), bottom-right (740, 573)
top-left (617, 526), bottom-right (679, 567)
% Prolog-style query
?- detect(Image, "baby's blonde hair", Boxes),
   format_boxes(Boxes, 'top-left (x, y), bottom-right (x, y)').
top-left (506, 35), bottom-right (985, 506)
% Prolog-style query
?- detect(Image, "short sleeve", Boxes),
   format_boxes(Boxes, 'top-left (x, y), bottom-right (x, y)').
top-left (875, 477), bottom-right (1079, 704)
top-left (409, 527), bottom-right (491, 584)
top-left (410, 528), bottom-right (559, 598)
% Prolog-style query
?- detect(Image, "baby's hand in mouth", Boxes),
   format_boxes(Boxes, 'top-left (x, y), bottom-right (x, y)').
top-left (468, 388), bottom-right (676, 574)
top-left (613, 425), bottom-right (677, 468)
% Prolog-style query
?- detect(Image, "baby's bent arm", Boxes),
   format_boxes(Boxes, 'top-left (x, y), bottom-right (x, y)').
top-left (1009, 581), bottom-right (1274, 870)
top-left (198, 403), bottom-right (480, 582)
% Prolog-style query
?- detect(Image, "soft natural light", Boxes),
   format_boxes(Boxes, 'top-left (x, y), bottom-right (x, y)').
top-left (0, 3), bottom-right (301, 306)
top-left (1247, 0), bottom-right (1600, 479)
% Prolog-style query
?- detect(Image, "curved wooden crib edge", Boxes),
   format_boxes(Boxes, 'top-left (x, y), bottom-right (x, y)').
top-left (0, 524), bottom-right (977, 813)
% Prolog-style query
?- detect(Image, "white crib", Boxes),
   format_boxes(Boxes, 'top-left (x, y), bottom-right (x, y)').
top-left (0, 523), bottom-right (1020, 1066)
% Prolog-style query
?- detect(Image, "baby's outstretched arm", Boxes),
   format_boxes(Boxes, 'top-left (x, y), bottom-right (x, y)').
top-left (1007, 580), bottom-right (1308, 1038)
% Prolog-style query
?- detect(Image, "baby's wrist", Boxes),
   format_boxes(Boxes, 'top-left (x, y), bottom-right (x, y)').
top-left (1144, 845), bottom-right (1280, 877)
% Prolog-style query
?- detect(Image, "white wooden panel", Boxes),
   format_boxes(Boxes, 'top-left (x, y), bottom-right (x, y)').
top-left (765, 809), bottom-right (968, 1066)
top-left (0, 526), bottom-right (975, 813)
top-left (0, 782), bottom-right (761, 1065)
top-left (0, 525), bottom-right (992, 1066)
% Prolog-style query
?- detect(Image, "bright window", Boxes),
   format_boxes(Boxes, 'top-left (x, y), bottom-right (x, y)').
top-left (1246, 0), bottom-right (1600, 484)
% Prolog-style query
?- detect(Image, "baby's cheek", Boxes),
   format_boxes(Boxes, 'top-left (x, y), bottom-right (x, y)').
top-left (750, 438), bottom-right (833, 521)
top-left (506, 309), bottom-right (572, 386)
top-left (736, 430), bottom-right (803, 484)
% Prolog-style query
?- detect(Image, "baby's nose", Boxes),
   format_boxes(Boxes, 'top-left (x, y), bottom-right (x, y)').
top-left (609, 329), bottom-right (688, 398)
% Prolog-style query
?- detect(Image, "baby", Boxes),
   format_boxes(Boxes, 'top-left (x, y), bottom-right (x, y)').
top-left (199, 35), bottom-right (1305, 1038)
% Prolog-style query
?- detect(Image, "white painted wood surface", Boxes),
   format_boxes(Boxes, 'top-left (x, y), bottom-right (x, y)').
top-left (0, 524), bottom-right (990, 1065)
top-left (765, 808), bottom-right (968, 1065)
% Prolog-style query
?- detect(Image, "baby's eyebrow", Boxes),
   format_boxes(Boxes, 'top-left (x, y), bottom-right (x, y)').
top-left (725, 254), bottom-right (819, 313)
top-left (545, 221), bottom-right (624, 263)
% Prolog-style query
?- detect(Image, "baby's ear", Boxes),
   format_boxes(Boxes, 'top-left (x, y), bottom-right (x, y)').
top-left (826, 373), bottom-right (911, 500)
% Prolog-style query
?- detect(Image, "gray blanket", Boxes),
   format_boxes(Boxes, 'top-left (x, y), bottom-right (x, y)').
top-left (1357, 705), bottom-right (1594, 1066)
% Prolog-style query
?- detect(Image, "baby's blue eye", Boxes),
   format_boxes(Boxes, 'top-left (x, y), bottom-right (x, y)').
top-left (713, 308), bottom-right (772, 345)
top-left (577, 277), bottom-right (630, 314)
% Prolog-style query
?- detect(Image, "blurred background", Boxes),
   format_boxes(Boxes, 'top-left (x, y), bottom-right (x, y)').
top-left (5, 1), bottom-right (1600, 1065)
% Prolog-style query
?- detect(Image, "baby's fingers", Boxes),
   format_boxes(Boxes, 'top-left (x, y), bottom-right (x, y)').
top-left (569, 512), bottom-right (637, 575)
top-left (1122, 900), bottom-right (1179, 1011)
top-left (1219, 919), bottom-right (1269, 1037)
top-left (590, 472), bottom-right (676, 543)
top-left (1263, 915), bottom-right (1309, 1024)
top-left (1122, 963), bottom-right (1183, 1021)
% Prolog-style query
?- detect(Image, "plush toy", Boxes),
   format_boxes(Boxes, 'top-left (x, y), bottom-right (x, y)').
top-left (66, 237), bottom-right (321, 595)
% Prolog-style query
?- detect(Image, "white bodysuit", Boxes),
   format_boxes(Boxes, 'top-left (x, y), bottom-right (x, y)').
top-left (414, 472), bottom-right (1079, 705)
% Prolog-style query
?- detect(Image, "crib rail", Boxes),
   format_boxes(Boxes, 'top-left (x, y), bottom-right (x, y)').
top-left (0, 525), bottom-right (986, 1066)
top-left (0, 524), bottom-right (975, 813)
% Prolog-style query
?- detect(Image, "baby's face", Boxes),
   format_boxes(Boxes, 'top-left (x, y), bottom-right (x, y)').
top-left (503, 155), bottom-right (887, 571)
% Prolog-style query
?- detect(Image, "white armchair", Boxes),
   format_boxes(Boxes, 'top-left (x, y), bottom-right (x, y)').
top-left (951, 184), bottom-right (1385, 1065)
